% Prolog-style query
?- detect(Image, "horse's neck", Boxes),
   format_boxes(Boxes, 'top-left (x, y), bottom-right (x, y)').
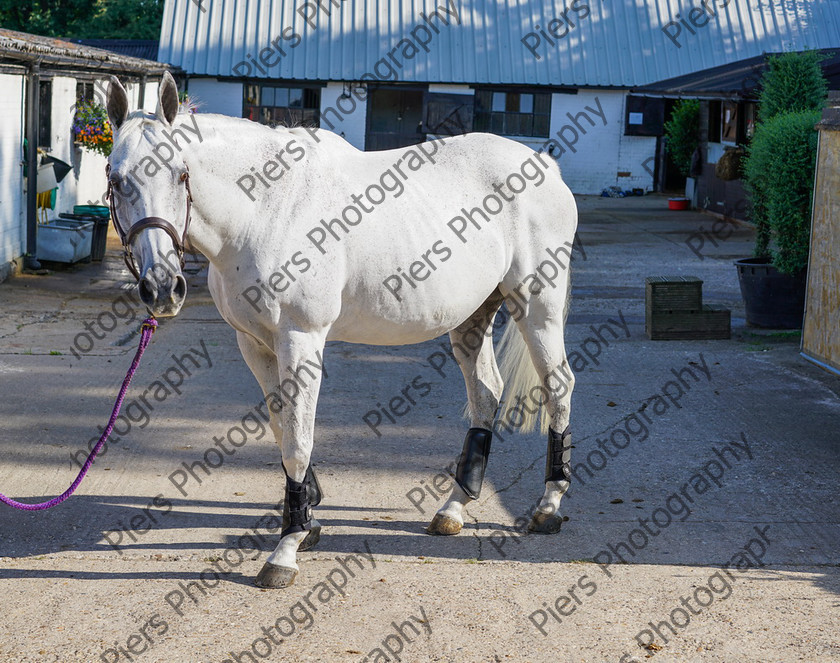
top-left (182, 116), bottom-right (309, 264)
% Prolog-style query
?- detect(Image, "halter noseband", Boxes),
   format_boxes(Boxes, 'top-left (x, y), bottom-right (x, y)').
top-left (106, 163), bottom-right (193, 281)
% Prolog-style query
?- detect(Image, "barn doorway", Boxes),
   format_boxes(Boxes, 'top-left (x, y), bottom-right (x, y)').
top-left (661, 99), bottom-right (689, 193)
top-left (366, 87), bottom-right (426, 151)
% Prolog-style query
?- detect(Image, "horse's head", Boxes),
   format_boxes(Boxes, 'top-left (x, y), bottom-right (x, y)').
top-left (106, 71), bottom-right (190, 317)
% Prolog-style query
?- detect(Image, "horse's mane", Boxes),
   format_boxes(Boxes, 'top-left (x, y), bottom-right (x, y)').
top-left (116, 107), bottom-right (356, 158)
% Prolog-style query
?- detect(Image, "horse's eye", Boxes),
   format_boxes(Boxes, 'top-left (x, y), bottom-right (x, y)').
top-left (110, 177), bottom-right (121, 191)
top-left (179, 172), bottom-right (188, 183)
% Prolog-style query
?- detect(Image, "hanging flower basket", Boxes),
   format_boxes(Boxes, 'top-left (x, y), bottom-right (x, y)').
top-left (72, 101), bottom-right (113, 157)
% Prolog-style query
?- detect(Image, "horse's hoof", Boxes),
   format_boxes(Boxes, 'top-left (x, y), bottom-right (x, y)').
top-left (298, 525), bottom-right (321, 552)
top-left (527, 511), bottom-right (564, 534)
top-left (426, 513), bottom-right (463, 536)
top-left (255, 562), bottom-right (298, 589)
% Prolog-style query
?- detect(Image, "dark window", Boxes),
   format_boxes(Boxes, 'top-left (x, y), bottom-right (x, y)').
top-left (721, 101), bottom-right (738, 143)
top-left (243, 84), bottom-right (320, 127)
top-left (741, 102), bottom-right (757, 143)
top-left (708, 100), bottom-right (722, 143)
top-left (38, 80), bottom-right (52, 149)
top-left (76, 81), bottom-right (96, 106)
top-left (474, 89), bottom-right (550, 138)
top-left (423, 93), bottom-right (474, 135)
top-left (624, 95), bottom-right (665, 136)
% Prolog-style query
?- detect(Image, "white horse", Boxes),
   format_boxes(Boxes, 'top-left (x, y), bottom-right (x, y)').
top-left (105, 72), bottom-right (577, 588)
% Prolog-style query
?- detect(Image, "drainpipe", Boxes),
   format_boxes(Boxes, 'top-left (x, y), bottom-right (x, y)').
top-left (24, 61), bottom-right (41, 270)
top-left (138, 73), bottom-right (147, 110)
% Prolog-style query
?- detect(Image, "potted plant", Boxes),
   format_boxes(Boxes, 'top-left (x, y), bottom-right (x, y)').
top-left (663, 98), bottom-right (700, 207)
top-left (736, 51), bottom-right (827, 328)
top-left (72, 101), bottom-right (113, 157)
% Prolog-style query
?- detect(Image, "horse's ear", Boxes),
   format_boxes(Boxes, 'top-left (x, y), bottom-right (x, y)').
top-left (106, 75), bottom-right (129, 131)
top-left (156, 71), bottom-right (179, 126)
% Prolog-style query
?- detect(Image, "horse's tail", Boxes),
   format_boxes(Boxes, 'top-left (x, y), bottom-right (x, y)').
top-left (496, 317), bottom-right (548, 436)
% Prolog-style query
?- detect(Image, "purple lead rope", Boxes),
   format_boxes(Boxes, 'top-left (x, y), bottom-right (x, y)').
top-left (0, 317), bottom-right (158, 511)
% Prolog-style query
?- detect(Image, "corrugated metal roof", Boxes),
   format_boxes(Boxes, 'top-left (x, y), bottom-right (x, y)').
top-left (159, 0), bottom-right (840, 87)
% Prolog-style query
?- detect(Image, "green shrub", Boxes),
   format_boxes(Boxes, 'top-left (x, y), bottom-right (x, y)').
top-left (742, 110), bottom-right (820, 275)
top-left (743, 50), bottom-right (827, 273)
top-left (664, 99), bottom-right (700, 177)
top-left (759, 51), bottom-right (828, 122)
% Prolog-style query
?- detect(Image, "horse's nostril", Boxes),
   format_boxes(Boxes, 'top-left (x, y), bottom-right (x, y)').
top-left (138, 277), bottom-right (156, 304)
top-left (173, 275), bottom-right (187, 301)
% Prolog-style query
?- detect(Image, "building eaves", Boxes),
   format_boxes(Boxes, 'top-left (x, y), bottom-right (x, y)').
top-left (0, 28), bottom-right (171, 75)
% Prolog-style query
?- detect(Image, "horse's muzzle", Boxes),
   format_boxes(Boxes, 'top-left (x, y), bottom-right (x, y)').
top-left (138, 267), bottom-right (187, 317)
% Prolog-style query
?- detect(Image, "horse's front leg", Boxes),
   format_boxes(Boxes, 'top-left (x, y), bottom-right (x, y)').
top-left (255, 329), bottom-right (327, 589)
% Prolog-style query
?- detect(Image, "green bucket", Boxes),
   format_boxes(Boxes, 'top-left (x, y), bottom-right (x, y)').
top-left (73, 205), bottom-right (110, 218)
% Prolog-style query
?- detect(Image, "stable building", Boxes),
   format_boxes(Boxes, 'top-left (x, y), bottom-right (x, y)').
top-left (158, 0), bottom-right (840, 196)
top-left (635, 49), bottom-right (840, 220)
top-left (0, 29), bottom-right (171, 280)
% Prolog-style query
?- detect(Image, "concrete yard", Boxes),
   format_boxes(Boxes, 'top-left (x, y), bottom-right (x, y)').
top-left (0, 195), bottom-right (838, 662)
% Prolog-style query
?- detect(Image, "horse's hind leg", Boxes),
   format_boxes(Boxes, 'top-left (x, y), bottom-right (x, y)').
top-left (235, 332), bottom-right (323, 553)
top-left (428, 290), bottom-right (504, 536)
top-left (507, 292), bottom-right (574, 534)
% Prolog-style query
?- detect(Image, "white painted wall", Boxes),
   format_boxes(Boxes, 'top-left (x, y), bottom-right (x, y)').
top-left (319, 82), bottom-right (368, 149)
top-left (706, 142), bottom-right (725, 165)
top-left (180, 78), bottom-right (371, 150)
top-left (75, 76), bottom-right (113, 207)
top-left (127, 80), bottom-right (658, 196)
top-left (186, 78), bottom-right (244, 116)
top-left (142, 80), bottom-right (160, 113)
top-left (514, 90), bottom-right (656, 195)
top-left (428, 84), bottom-right (472, 95)
top-left (50, 76), bottom-right (80, 215)
top-left (73, 149), bottom-right (110, 207)
top-left (48, 76), bottom-right (112, 211)
top-left (0, 73), bottom-right (170, 274)
top-left (616, 132), bottom-right (658, 191)
top-left (614, 89), bottom-right (658, 192)
top-left (0, 74), bottom-right (25, 272)
top-left (57, 76), bottom-right (168, 211)
top-left (434, 88), bottom-right (657, 195)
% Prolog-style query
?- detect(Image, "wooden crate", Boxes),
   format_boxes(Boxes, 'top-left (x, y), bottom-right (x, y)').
top-left (647, 305), bottom-right (731, 340)
top-left (645, 276), bottom-right (703, 312)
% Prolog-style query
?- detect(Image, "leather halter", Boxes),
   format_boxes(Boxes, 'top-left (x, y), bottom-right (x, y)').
top-left (105, 163), bottom-right (193, 281)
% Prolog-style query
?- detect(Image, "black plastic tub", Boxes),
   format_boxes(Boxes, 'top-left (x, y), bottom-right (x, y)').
top-left (59, 213), bottom-right (110, 261)
top-left (734, 258), bottom-right (806, 328)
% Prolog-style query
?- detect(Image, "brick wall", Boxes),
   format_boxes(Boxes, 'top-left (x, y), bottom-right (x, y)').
top-left (517, 90), bottom-right (657, 195)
